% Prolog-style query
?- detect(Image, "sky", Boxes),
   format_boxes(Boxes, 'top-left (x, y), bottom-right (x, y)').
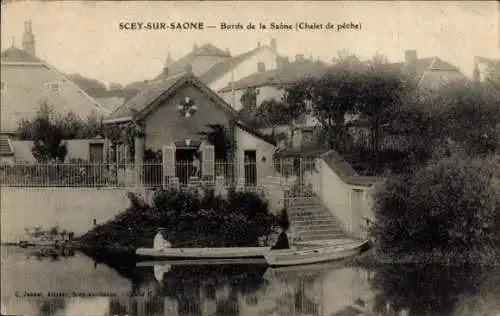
top-left (1, 1), bottom-right (499, 87)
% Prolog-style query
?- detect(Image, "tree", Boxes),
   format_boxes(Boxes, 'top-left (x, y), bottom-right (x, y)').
top-left (422, 81), bottom-right (500, 157)
top-left (254, 98), bottom-right (290, 135)
top-left (283, 62), bottom-right (363, 151)
top-left (28, 104), bottom-right (68, 162)
top-left (198, 124), bottom-right (233, 160)
top-left (240, 88), bottom-right (258, 111)
top-left (370, 154), bottom-right (500, 261)
top-left (108, 82), bottom-right (123, 91)
top-left (354, 54), bottom-right (414, 172)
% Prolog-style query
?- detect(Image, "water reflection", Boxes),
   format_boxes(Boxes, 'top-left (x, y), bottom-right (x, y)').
top-left (2, 246), bottom-right (500, 316)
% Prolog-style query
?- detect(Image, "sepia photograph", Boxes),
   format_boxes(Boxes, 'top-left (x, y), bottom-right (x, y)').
top-left (1, 1), bottom-right (499, 315)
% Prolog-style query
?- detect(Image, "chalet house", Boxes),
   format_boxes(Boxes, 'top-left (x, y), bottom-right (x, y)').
top-left (0, 20), bottom-right (111, 163)
top-left (102, 69), bottom-right (277, 188)
top-left (153, 39), bottom-right (283, 98)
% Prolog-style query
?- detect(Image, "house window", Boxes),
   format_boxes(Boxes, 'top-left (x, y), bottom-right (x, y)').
top-left (45, 82), bottom-right (61, 94)
top-left (0, 82), bottom-right (5, 93)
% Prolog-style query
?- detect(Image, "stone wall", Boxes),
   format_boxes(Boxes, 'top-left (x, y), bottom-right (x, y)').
top-left (1, 187), bottom-right (130, 243)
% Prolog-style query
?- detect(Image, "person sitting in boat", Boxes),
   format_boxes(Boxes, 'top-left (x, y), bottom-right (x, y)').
top-left (153, 228), bottom-right (172, 249)
top-left (271, 228), bottom-right (290, 250)
top-left (271, 208), bottom-right (291, 250)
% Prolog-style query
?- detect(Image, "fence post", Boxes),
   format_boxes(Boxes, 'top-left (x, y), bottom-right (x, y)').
top-left (134, 135), bottom-right (145, 192)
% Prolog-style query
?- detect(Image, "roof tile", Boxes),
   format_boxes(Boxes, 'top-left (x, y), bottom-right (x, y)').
top-left (1, 47), bottom-right (42, 63)
top-left (219, 60), bottom-right (329, 91)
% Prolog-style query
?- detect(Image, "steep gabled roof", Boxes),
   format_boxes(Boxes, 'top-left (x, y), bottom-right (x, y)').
top-left (103, 71), bottom-right (277, 145)
top-left (1, 47), bottom-right (42, 63)
top-left (198, 47), bottom-right (264, 84)
top-left (104, 71), bottom-right (238, 124)
top-left (154, 44), bottom-right (231, 80)
top-left (1, 48), bottom-right (110, 133)
top-left (219, 59), bottom-right (329, 92)
top-left (389, 57), bottom-right (464, 81)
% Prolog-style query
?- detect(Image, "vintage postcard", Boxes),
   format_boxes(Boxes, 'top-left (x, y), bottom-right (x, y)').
top-left (1, 1), bottom-right (499, 315)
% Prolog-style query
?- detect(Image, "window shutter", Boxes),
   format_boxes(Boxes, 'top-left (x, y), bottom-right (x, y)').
top-left (162, 145), bottom-right (175, 179)
top-left (202, 145), bottom-right (215, 180)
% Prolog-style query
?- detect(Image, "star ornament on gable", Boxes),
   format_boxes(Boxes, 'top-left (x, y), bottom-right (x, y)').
top-left (177, 96), bottom-right (198, 118)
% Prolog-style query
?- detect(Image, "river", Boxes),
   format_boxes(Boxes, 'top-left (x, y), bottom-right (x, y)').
top-left (1, 247), bottom-right (500, 316)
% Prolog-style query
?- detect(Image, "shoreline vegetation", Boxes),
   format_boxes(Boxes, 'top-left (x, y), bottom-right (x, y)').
top-left (77, 187), bottom-right (283, 257)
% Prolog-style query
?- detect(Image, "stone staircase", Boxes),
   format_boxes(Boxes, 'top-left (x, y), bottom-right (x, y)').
top-left (0, 135), bottom-right (14, 157)
top-left (286, 197), bottom-right (347, 242)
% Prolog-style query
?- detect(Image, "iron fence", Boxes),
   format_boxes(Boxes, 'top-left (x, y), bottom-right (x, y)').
top-left (0, 162), bottom-right (118, 187)
top-left (0, 159), bottom-right (321, 194)
top-left (143, 161), bottom-right (258, 188)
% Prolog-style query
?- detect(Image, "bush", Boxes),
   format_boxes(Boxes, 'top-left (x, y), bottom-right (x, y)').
top-left (79, 188), bottom-right (279, 252)
top-left (370, 155), bottom-right (500, 262)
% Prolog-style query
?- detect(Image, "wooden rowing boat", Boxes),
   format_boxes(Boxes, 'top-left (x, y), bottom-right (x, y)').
top-left (264, 240), bottom-right (369, 267)
top-left (135, 246), bottom-right (270, 259)
top-left (136, 258), bottom-right (267, 267)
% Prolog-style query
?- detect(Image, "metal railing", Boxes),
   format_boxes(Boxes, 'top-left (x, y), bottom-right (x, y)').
top-left (0, 158), bottom-right (322, 191)
top-left (0, 162), bottom-right (118, 187)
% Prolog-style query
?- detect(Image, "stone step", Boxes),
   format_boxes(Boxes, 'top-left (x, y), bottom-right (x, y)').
top-left (292, 218), bottom-right (340, 226)
top-left (289, 214), bottom-right (335, 221)
top-left (294, 223), bottom-right (342, 231)
top-left (297, 225), bottom-right (344, 234)
top-left (286, 200), bottom-right (321, 206)
top-left (298, 232), bottom-right (347, 241)
top-left (289, 207), bottom-right (328, 214)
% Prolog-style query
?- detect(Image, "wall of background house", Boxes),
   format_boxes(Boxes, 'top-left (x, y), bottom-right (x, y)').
top-left (219, 85), bottom-right (285, 111)
top-left (191, 55), bottom-right (230, 77)
top-left (256, 85), bottom-right (284, 106)
top-left (234, 126), bottom-right (275, 185)
top-left (0, 187), bottom-right (130, 243)
top-left (219, 89), bottom-right (245, 111)
top-left (208, 47), bottom-right (279, 92)
top-left (419, 70), bottom-right (467, 91)
top-left (11, 139), bottom-right (105, 163)
top-left (0, 64), bottom-right (107, 133)
top-left (144, 85), bottom-right (231, 151)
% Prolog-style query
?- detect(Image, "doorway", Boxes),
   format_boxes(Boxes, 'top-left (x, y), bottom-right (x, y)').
top-left (350, 189), bottom-right (364, 233)
top-left (89, 143), bottom-right (104, 162)
top-left (175, 148), bottom-right (199, 184)
top-left (244, 150), bottom-right (257, 186)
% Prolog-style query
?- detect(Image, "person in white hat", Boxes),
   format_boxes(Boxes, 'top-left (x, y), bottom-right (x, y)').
top-left (153, 227), bottom-right (171, 250)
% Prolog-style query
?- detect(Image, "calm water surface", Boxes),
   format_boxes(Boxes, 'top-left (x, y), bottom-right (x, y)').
top-left (1, 247), bottom-right (500, 316)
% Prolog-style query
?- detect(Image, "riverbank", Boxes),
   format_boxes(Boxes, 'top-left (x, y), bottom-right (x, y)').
top-left (347, 247), bottom-right (500, 267)
top-left (77, 188), bottom-right (281, 256)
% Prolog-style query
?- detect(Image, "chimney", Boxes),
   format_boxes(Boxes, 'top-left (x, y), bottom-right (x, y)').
top-left (165, 53), bottom-right (172, 66)
top-left (473, 61), bottom-right (481, 82)
top-left (193, 43), bottom-right (198, 52)
top-left (257, 41), bottom-right (261, 48)
top-left (22, 19), bottom-right (36, 56)
top-left (404, 49), bottom-right (418, 77)
top-left (270, 38), bottom-right (277, 51)
top-left (257, 62), bottom-right (266, 73)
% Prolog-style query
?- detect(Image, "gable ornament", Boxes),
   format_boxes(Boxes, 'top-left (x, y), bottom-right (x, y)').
top-left (177, 96), bottom-right (198, 118)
